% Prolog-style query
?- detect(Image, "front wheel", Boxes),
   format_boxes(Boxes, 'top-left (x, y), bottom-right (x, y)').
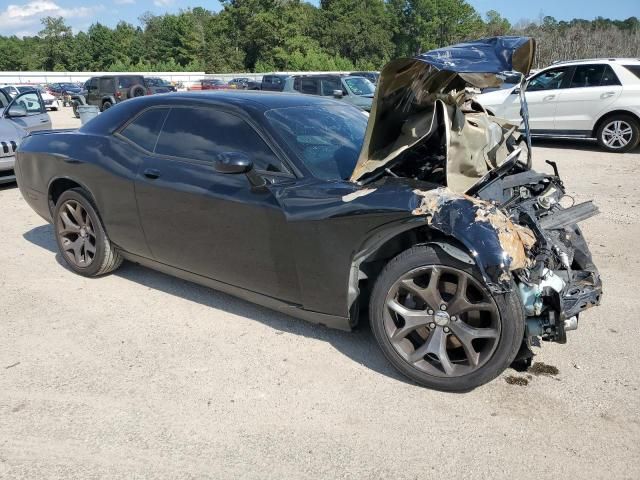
top-left (101, 100), bottom-right (112, 112)
top-left (596, 114), bottom-right (639, 153)
top-left (369, 245), bottom-right (524, 391)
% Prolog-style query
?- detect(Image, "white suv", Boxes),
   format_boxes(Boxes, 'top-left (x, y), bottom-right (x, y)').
top-left (476, 59), bottom-right (640, 152)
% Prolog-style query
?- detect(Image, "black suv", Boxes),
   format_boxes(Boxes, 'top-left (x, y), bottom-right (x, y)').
top-left (73, 75), bottom-right (147, 115)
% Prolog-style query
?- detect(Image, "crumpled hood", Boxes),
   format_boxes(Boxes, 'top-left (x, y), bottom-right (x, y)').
top-left (350, 36), bottom-right (535, 187)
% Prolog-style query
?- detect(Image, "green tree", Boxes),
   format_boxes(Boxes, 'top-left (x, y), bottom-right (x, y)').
top-left (38, 16), bottom-right (73, 70)
top-left (484, 10), bottom-right (511, 36)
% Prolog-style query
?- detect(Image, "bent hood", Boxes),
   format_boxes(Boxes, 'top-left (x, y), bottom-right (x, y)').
top-left (350, 36), bottom-right (535, 190)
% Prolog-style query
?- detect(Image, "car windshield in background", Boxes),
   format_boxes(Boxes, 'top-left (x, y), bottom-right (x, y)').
top-left (147, 78), bottom-right (170, 86)
top-left (265, 105), bottom-right (367, 181)
top-left (344, 77), bottom-right (375, 96)
top-left (17, 86), bottom-right (36, 93)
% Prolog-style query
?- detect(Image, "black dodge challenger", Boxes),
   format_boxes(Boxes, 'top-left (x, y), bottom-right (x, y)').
top-left (16, 37), bottom-right (602, 391)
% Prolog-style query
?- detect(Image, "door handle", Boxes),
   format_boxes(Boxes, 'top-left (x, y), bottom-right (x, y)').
top-left (40, 119), bottom-right (48, 123)
top-left (601, 91), bottom-right (615, 98)
top-left (543, 94), bottom-right (555, 101)
top-left (143, 168), bottom-right (161, 179)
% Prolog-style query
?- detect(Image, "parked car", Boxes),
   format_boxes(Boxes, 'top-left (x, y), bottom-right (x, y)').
top-left (1, 85), bottom-right (59, 111)
top-left (201, 79), bottom-right (228, 90)
top-left (228, 77), bottom-right (252, 89)
top-left (283, 74), bottom-right (375, 111)
top-left (16, 37), bottom-right (602, 393)
top-left (476, 58), bottom-right (640, 152)
top-left (1, 87), bottom-right (50, 184)
top-left (72, 75), bottom-right (147, 115)
top-left (350, 71), bottom-right (380, 84)
top-left (145, 77), bottom-right (176, 94)
top-left (246, 74), bottom-right (290, 91)
top-left (48, 82), bottom-right (83, 97)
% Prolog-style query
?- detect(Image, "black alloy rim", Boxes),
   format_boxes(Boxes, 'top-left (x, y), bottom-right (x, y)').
top-left (56, 200), bottom-right (97, 267)
top-left (383, 265), bottom-right (501, 378)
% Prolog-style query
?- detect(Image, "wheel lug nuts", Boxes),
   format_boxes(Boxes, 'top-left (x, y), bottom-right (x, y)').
top-left (429, 322), bottom-right (436, 329)
top-left (443, 327), bottom-right (450, 333)
top-left (451, 316), bottom-right (457, 321)
top-left (427, 309), bottom-right (434, 315)
top-left (440, 304), bottom-right (447, 311)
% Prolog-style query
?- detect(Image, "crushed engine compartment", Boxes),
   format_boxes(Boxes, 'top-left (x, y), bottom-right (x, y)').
top-left (349, 36), bottom-right (602, 347)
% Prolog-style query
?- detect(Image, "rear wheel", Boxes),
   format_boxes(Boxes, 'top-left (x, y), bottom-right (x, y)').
top-left (596, 114), bottom-right (639, 153)
top-left (369, 245), bottom-right (524, 391)
top-left (101, 100), bottom-right (112, 112)
top-left (54, 188), bottom-right (123, 277)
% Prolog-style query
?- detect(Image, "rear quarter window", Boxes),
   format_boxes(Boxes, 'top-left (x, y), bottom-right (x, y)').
top-left (623, 65), bottom-right (640, 79)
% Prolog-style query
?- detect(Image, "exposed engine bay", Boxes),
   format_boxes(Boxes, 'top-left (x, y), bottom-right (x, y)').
top-left (350, 37), bottom-right (602, 356)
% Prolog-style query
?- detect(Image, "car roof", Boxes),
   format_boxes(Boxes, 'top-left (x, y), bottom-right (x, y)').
top-left (551, 58), bottom-right (640, 66)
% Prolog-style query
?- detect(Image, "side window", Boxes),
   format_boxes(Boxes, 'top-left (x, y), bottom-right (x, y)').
top-left (600, 65), bottom-right (621, 86)
top-left (88, 78), bottom-right (98, 92)
top-left (14, 92), bottom-right (43, 115)
top-left (99, 78), bottom-right (114, 92)
top-left (300, 78), bottom-right (318, 95)
top-left (155, 108), bottom-right (287, 173)
top-left (321, 78), bottom-right (342, 96)
top-left (119, 108), bottom-right (169, 152)
top-left (527, 68), bottom-right (568, 92)
top-left (263, 76), bottom-right (272, 85)
top-left (293, 77), bottom-right (301, 91)
top-left (570, 65), bottom-right (604, 88)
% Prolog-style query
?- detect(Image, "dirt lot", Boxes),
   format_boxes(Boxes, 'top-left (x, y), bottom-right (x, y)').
top-left (1, 107), bottom-right (639, 479)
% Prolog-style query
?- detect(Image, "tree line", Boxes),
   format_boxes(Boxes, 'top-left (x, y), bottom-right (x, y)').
top-left (0, 0), bottom-right (638, 74)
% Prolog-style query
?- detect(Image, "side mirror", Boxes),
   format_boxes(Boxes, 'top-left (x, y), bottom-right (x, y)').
top-left (511, 86), bottom-right (521, 95)
top-left (7, 104), bottom-right (28, 117)
top-left (214, 152), bottom-right (253, 174)
top-left (332, 89), bottom-right (344, 98)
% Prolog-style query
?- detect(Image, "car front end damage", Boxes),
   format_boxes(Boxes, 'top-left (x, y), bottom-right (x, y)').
top-left (352, 36), bottom-right (602, 358)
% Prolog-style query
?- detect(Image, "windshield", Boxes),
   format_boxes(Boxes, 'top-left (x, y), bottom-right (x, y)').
top-left (265, 105), bottom-right (367, 180)
top-left (62, 83), bottom-right (78, 89)
top-left (17, 86), bottom-right (37, 93)
top-left (344, 77), bottom-right (375, 96)
top-left (147, 78), bottom-right (169, 86)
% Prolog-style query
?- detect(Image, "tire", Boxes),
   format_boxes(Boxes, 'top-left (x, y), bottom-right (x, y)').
top-left (369, 245), bottom-right (525, 391)
top-left (72, 102), bottom-right (80, 118)
top-left (101, 100), bottom-right (112, 112)
top-left (128, 85), bottom-right (146, 98)
top-left (53, 188), bottom-right (123, 277)
top-left (596, 114), bottom-right (639, 153)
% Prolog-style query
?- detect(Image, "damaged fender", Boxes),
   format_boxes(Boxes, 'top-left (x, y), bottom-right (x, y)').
top-left (412, 187), bottom-right (536, 292)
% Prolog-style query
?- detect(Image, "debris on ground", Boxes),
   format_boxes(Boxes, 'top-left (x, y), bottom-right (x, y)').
top-left (505, 375), bottom-right (529, 386)
top-left (529, 362), bottom-right (560, 376)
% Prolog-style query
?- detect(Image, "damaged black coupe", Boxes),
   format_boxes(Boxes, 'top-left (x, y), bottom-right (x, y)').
top-left (16, 37), bottom-right (601, 391)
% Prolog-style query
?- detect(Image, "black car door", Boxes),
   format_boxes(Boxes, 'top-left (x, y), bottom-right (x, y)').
top-left (132, 105), bottom-right (300, 303)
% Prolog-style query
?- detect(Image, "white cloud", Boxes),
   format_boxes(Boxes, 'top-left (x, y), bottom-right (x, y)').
top-left (153, 0), bottom-right (173, 6)
top-left (114, 0), bottom-right (135, 4)
top-left (2, 0), bottom-right (104, 35)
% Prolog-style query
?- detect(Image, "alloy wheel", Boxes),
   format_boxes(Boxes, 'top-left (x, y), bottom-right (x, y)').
top-left (383, 265), bottom-right (501, 378)
top-left (602, 120), bottom-right (633, 149)
top-left (56, 200), bottom-right (97, 267)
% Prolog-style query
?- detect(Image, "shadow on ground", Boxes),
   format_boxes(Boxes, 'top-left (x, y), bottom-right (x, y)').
top-left (23, 223), bottom-right (413, 387)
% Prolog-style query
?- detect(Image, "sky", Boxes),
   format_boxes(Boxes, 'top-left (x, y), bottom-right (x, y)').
top-left (1, 0), bottom-right (638, 37)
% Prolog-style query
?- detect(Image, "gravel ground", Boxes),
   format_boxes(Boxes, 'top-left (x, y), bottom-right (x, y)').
top-left (1, 107), bottom-right (639, 479)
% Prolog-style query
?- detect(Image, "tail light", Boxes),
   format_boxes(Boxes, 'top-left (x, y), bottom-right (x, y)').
top-left (147, 88), bottom-right (152, 95)
top-left (115, 91), bottom-right (122, 99)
